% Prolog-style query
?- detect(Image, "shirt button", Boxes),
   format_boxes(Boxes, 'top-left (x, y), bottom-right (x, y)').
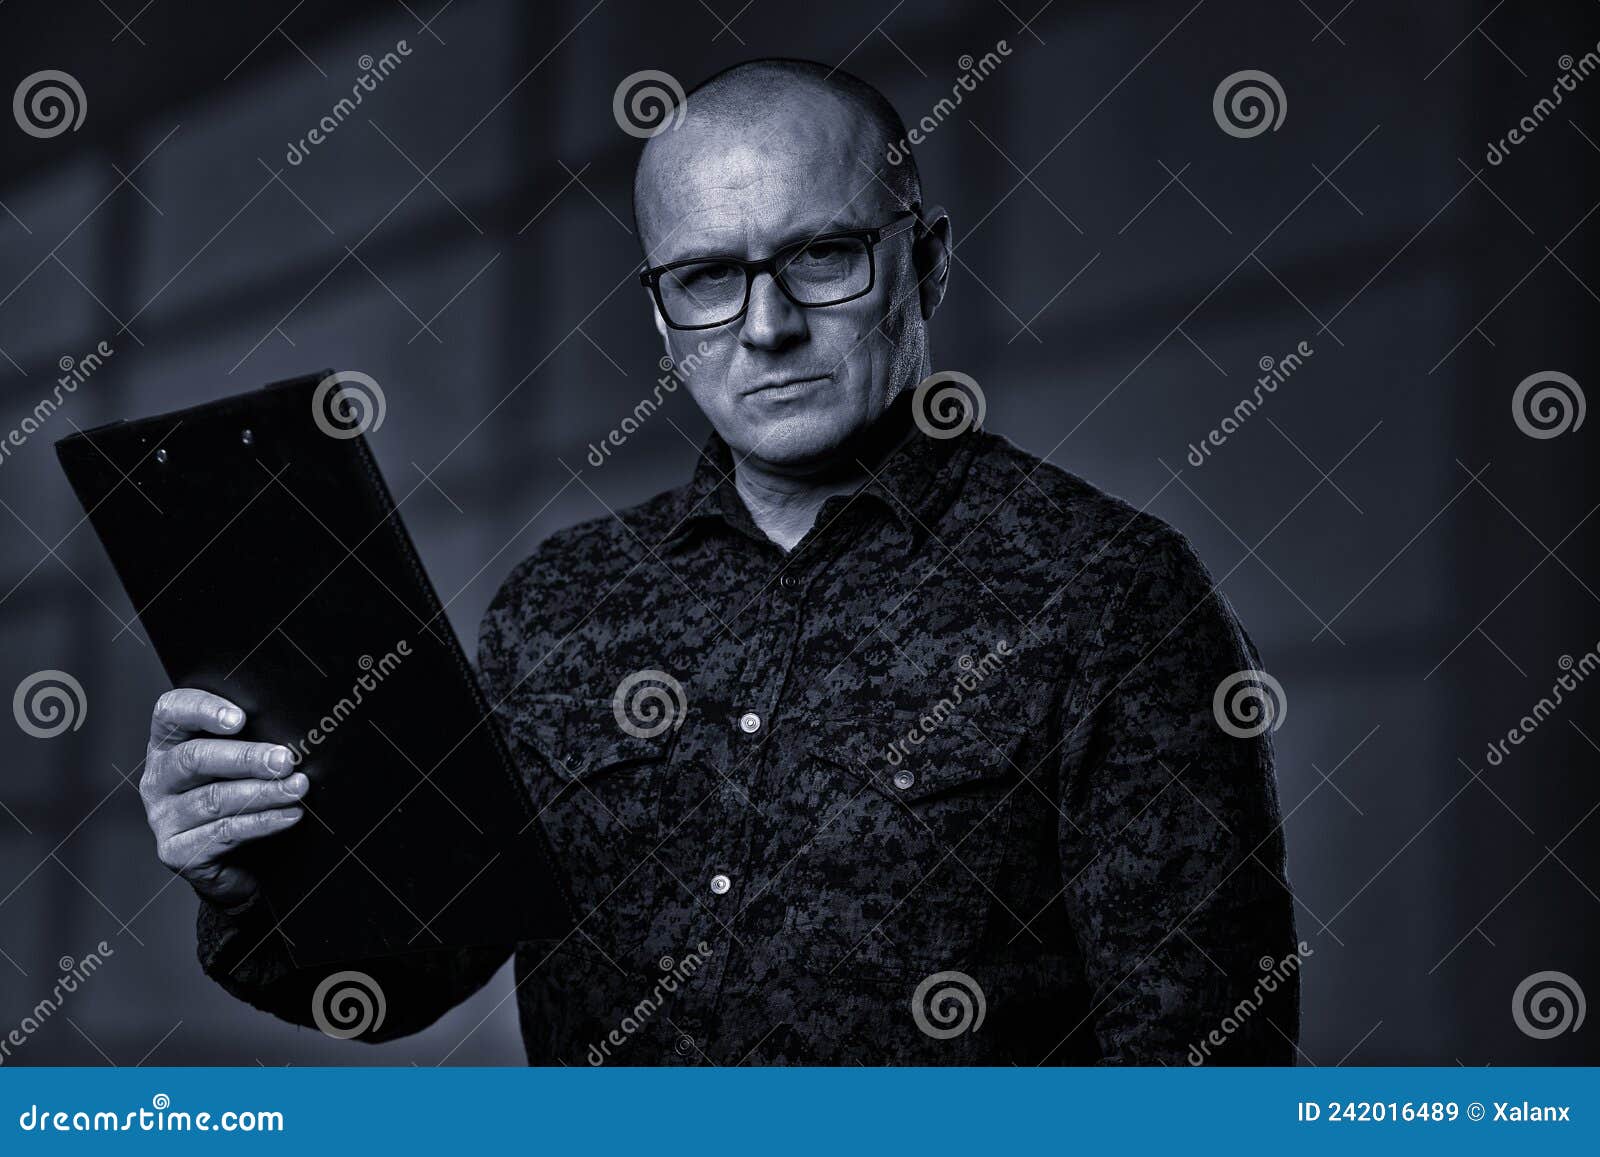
top-left (710, 873), bottom-right (731, 895)
top-left (779, 575), bottom-right (798, 588)
top-left (893, 770), bottom-right (915, 791)
top-left (675, 1035), bottom-right (695, 1056)
top-left (738, 711), bottom-right (761, 734)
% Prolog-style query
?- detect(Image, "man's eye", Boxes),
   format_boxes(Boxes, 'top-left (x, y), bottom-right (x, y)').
top-left (679, 262), bottom-right (738, 288)
top-left (792, 241), bottom-right (854, 265)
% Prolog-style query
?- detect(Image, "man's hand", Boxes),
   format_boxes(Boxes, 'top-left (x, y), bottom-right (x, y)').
top-left (140, 689), bottom-right (308, 909)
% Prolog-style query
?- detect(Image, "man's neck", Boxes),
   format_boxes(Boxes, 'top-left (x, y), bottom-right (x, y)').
top-left (733, 403), bottom-right (914, 553)
top-left (733, 466), bottom-right (857, 553)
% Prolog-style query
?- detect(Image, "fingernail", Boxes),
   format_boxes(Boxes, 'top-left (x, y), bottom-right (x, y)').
top-left (220, 707), bottom-right (243, 729)
top-left (279, 807), bottom-right (304, 823)
top-left (265, 747), bottom-right (291, 774)
top-left (284, 773), bottom-right (309, 796)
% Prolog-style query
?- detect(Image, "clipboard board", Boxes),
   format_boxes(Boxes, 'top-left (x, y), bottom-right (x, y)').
top-left (55, 370), bottom-right (574, 967)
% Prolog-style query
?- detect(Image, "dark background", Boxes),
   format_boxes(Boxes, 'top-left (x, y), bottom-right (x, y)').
top-left (1, 0), bottom-right (1596, 1065)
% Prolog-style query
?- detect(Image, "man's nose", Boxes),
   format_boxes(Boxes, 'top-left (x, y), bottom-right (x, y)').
top-left (738, 271), bottom-right (809, 350)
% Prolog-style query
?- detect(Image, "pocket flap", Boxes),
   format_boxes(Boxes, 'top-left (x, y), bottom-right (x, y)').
top-left (504, 692), bottom-right (676, 779)
top-left (811, 712), bottom-right (1028, 803)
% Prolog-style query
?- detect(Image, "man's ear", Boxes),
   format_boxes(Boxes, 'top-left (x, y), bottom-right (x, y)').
top-left (647, 288), bottom-right (671, 353)
top-left (914, 205), bottom-right (953, 322)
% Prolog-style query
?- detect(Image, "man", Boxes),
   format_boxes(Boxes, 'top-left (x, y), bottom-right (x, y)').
top-left (138, 59), bottom-right (1298, 1064)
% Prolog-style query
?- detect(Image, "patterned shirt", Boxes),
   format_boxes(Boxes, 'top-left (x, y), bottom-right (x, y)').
top-left (198, 391), bottom-right (1299, 1065)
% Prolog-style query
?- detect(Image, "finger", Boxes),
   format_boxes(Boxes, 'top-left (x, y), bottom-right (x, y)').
top-left (159, 807), bottom-right (304, 873)
top-left (164, 773), bottom-right (310, 834)
top-left (161, 739), bottom-right (295, 792)
top-left (150, 688), bottom-right (245, 747)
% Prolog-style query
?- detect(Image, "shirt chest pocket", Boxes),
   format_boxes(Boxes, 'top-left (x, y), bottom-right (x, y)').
top-left (779, 712), bottom-right (1031, 980)
top-left (502, 692), bottom-right (676, 955)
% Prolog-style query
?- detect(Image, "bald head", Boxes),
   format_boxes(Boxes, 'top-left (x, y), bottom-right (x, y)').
top-left (633, 58), bottom-right (921, 254)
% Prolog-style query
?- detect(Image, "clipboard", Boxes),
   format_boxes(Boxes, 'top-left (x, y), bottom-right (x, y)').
top-left (55, 370), bottom-right (574, 967)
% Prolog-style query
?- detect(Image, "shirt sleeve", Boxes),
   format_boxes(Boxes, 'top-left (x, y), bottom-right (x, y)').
top-left (1057, 520), bottom-right (1301, 1065)
top-left (196, 892), bottom-right (511, 1043)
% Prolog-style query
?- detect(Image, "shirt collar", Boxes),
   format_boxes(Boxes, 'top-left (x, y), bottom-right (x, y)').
top-left (648, 388), bottom-right (975, 554)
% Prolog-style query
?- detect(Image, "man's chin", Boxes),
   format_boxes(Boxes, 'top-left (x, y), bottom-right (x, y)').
top-left (730, 403), bottom-right (856, 470)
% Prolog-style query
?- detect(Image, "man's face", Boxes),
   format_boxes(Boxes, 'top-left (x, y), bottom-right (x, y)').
top-left (637, 93), bottom-right (928, 472)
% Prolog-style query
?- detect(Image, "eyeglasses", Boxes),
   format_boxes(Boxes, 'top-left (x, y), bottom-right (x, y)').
top-left (639, 209), bottom-right (922, 331)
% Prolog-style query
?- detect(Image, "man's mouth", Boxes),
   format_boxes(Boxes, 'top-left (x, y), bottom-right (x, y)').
top-left (743, 374), bottom-right (831, 400)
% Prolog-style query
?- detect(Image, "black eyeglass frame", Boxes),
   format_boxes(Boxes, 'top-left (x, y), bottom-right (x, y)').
top-left (639, 208), bottom-right (923, 331)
